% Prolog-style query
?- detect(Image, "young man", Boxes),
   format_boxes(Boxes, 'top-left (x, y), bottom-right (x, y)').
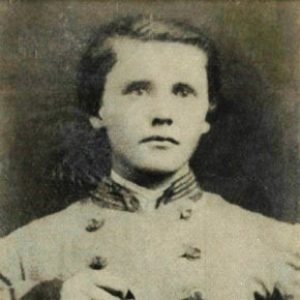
top-left (0, 15), bottom-right (299, 300)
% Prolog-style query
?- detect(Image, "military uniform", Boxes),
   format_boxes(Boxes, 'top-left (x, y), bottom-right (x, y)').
top-left (0, 170), bottom-right (299, 300)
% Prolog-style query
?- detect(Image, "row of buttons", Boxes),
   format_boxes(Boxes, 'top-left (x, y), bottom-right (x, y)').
top-left (84, 207), bottom-right (202, 299)
top-left (85, 207), bottom-right (193, 233)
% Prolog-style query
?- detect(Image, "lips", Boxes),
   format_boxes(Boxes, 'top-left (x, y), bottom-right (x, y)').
top-left (139, 135), bottom-right (180, 145)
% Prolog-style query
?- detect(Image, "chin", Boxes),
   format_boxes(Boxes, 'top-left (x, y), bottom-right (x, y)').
top-left (133, 158), bottom-right (186, 175)
top-left (138, 166), bottom-right (179, 175)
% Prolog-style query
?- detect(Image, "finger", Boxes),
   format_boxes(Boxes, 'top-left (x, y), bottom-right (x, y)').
top-left (61, 273), bottom-right (91, 300)
top-left (245, 278), bottom-right (270, 300)
top-left (91, 270), bottom-right (130, 296)
top-left (98, 285), bottom-right (124, 298)
top-left (97, 286), bottom-right (135, 299)
top-left (61, 289), bottom-right (89, 300)
top-left (83, 286), bottom-right (119, 300)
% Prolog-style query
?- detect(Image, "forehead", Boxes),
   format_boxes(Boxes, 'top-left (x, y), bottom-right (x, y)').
top-left (107, 37), bottom-right (208, 81)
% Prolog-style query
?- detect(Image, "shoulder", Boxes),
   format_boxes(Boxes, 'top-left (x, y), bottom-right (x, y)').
top-left (200, 191), bottom-right (300, 252)
top-left (200, 192), bottom-right (300, 292)
top-left (1, 198), bottom-right (102, 246)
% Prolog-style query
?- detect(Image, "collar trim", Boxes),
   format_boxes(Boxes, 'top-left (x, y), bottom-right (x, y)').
top-left (90, 171), bottom-right (202, 212)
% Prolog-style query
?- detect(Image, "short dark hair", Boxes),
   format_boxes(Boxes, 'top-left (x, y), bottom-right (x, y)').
top-left (77, 15), bottom-right (221, 120)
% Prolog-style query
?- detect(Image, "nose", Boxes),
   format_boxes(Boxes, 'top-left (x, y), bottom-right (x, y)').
top-left (149, 93), bottom-right (174, 127)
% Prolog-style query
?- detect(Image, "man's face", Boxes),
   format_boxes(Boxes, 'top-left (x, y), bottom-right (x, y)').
top-left (98, 38), bottom-right (210, 174)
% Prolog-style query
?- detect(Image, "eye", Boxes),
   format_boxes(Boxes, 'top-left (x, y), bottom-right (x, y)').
top-left (122, 81), bottom-right (151, 97)
top-left (173, 83), bottom-right (197, 98)
top-left (130, 87), bottom-right (148, 96)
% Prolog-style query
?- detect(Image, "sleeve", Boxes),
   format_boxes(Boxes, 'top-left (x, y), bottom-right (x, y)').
top-left (273, 223), bottom-right (300, 299)
top-left (0, 227), bottom-right (63, 300)
top-left (0, 232), bottom-right (36, 299)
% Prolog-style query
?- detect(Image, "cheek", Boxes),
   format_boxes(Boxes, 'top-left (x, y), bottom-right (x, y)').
top-left (179, 98), bottom-right (208, 117)
top-left (178, 107), bottom-right (207, 130)
top-left (179, 113), bottom-right (208, 145)
top-left (105, 115), bottom-right (144, 147)
top-left (103, 99), bottom-right (142, 127)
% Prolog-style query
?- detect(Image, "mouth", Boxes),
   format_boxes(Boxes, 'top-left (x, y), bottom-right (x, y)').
top-left (139, 136), bottom-right (180, 145)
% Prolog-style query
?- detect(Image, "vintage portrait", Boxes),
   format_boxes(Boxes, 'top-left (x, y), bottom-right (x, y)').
top-left (0, 1), bottom-right (299, 299)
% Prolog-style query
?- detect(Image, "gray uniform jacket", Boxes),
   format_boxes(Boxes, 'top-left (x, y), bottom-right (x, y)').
top-left (0, 175), bottom-right (299, 300)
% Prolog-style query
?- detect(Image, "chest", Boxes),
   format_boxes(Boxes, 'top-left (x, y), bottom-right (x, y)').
top-left (57, 209), bottom-right (275, 300)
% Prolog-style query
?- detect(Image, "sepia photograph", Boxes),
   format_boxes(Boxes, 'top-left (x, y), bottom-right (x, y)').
top-left (0, 1), bottom-right (299, 299)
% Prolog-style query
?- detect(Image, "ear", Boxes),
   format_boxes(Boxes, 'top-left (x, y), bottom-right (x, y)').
top-left (89, 116), bottom-right (104, 129)
top-left (201, 121), bottom-right (210, 134)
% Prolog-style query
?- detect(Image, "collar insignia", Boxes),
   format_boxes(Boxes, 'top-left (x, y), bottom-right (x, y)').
top-left (90, 171), bottom-right (202, 212)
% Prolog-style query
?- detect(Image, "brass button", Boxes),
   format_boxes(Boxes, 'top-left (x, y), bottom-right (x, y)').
top-left (182, 290), bottom-right (204, 300)
top-left (85, 218), bottom-right (105, 232)
top-left (180, 209), bottom-right (192, 220)
top-left (89, 256), bottom-right (108, 270)
top-left (181, 246), bottom-right (201, 260)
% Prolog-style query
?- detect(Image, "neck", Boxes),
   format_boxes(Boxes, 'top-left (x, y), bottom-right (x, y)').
top-left (111, 160), bottom-right (189, 190)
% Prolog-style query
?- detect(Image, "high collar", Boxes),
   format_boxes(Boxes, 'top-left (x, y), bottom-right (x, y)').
top-left (110, 165), bottom-right (192, 211)
top-left (90, 167), bottom-right (202, 213)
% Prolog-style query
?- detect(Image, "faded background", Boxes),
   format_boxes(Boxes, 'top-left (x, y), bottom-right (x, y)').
top-left (0, 0), bottom-right (299, 237)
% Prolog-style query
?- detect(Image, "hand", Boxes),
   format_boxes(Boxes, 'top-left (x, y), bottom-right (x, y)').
top-left (60, 269), bottom-right (135, 300)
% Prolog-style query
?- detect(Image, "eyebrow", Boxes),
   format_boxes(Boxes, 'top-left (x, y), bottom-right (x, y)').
top-left (173, 82), bottom-right (197, 96)
top-left (122, 80), bottom-right (152, 95)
